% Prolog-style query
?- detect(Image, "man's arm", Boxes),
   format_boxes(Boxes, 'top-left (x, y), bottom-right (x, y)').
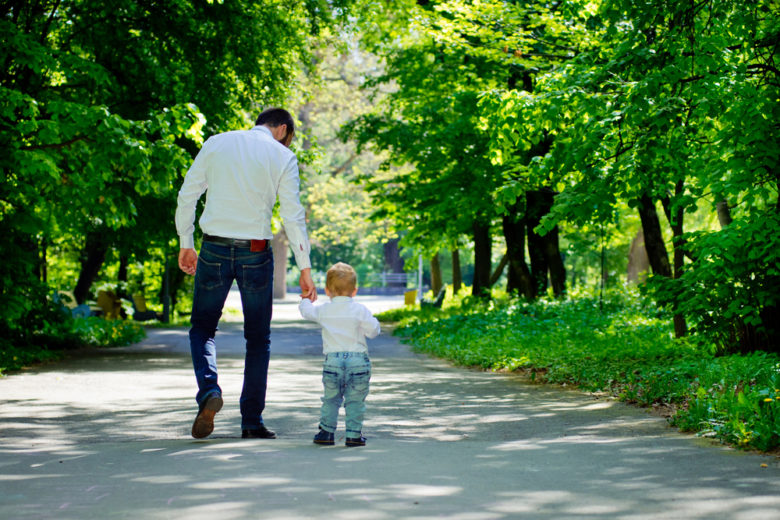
top-left (174, 138), bottom-right (211, 250)
top-left (277, 155), bottom-right (312, 269)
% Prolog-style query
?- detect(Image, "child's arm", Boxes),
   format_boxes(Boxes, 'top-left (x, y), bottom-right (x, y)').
top-left (298, 297), bottom-right (320, 322)
top-left (359, 306), bottom-right (381, 339)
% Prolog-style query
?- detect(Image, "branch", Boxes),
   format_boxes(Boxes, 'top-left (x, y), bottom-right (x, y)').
top-left (330, 153), bottom-right (358, 177)
top-left (489, 253), bottom-right (509, 287)
top-left (747, 63), bottom-right (780, 77)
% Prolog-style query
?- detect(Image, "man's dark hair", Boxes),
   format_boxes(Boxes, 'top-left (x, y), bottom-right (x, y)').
top-left (256, 108), bottom-right (295, 142)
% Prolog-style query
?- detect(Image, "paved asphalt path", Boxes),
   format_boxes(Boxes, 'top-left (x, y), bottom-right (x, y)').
top-left (1, 290), bottom-right (779, 519)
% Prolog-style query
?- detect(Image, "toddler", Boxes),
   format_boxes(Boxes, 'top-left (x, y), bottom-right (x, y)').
top-left (299, 262), bottom-right (380, 446)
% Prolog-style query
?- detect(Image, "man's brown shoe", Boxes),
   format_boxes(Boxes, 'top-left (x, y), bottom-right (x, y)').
top-left (191, 394), bottom-right (223, 439)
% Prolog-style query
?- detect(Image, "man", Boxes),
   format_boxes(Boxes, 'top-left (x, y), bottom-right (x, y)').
top-left (175, 107), bottom-right (317, 440)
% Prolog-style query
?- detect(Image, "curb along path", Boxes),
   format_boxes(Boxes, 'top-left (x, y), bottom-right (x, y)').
top-left (1, 294), bottom-right (779, 519)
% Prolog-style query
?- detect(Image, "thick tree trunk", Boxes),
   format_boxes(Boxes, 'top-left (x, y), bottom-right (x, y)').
top-left (74, 231), bottom-right (110, 304)
top-left (661, 184), bottom-right (688, 338)
top-left (637, 194), bottom-right (672, 277)
top-left (527, 190), bottom-right (563, 296)
top-left (472, 221), bottom-right (492, 297)
top-left (526, 222), bottom-right (548, 296)
top-left (541, 224), bottom-right (566, 297)
top-left (383, 238), bottom-right (405, 287)
top-left (430, 252), bottom-right (443, 296)
top-left (451, 249), bottom-right (462, 293)
top-left (502, 201), bottom-right (535, 299)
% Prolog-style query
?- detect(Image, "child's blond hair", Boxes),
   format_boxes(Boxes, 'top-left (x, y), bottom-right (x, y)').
top-left (326, 262), bottom-right (357, 296)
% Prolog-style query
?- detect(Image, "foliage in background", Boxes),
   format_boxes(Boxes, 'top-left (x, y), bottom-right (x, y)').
top-left (291, 42), bottom-right (389, 276)
top-left (380, 288), bottom-right (780, 452)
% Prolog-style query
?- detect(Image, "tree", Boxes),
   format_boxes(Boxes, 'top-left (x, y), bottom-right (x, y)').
top-left (482, 0), bottom-right (779, 351)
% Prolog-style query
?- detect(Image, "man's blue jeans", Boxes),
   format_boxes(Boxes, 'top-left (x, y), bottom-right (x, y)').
top-left (189, 241), bottom-right (273, 430)
top-left (320, 352), bottom-right (371, 438)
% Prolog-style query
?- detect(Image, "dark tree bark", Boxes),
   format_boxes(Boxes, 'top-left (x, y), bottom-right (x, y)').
top-left (116, 254), bottom-right (129, 299)
top-left (502, 203), bottom-right (535, 299)
top-left (661, 183), bottom-right (688, 338)
top-left (383, 238), bottom-right (405, 287)
top-left (73, 231), bottom-right (110, 304)
top-left (637, 194), bottom-right (672, 277)
top-left (451, 249), bottom-right (462, 293)
top-left (430, 252), bottom-right (443, 296)
top-left (525, 190), bottom-right (566, 297)
top-left (541, 224), bottom-right (566, 297)
top-left (472, 221), bottom-right (492, 297)
top-left (716, 200), bottom-right (733, 228)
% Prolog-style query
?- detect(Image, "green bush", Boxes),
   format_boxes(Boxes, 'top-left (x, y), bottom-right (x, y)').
top-left (380, 287), bottom-right (780, 451)
top-left (1, 316), bottom-right (146, 376)
top-left (647, 214), bottom-right (780, 355)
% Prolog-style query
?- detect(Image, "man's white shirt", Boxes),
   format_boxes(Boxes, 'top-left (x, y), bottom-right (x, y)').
top-left (299, 296), bottom-right (381, 354)
top-left (175, 125), bottom-right (311, 270)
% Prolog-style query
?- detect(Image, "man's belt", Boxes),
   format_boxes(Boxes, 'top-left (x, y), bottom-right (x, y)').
top-left (203, 234), bottom-right (269, 252)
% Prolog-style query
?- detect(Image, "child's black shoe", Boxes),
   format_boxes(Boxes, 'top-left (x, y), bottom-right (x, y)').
top-left (345, 435), bottom-right (366, 447)
top-left (313, 428), bottom-right (335, 445)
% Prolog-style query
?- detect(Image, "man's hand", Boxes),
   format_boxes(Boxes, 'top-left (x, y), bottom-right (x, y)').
top-left (178, 248), bottom-right (198, 276)
top-left (299, 268), bottom-right (317, 301)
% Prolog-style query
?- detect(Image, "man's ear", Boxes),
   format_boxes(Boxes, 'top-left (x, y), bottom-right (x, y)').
top-left (273, 123), bottom-right (287, 142)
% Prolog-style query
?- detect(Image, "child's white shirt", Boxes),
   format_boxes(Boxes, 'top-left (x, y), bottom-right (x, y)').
top-left (299, 296), bottom-right (380, 354)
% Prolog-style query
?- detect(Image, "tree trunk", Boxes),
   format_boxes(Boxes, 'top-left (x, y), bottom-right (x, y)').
top-left (383, 238), bottom-right (405, 287)
top-left (541, 224), bottom-right (566, 297)
top-left (502, 201), bottom-right (535, 299)
top-left (39, 236), bottom-right (47, 283)
top-left (661, 184), bottom-right (689, 338)
top-left (526, 190), bottom-right (555, 296)
top-left (430, 252), bottom-right (443, 296)
top-left (716, 200), bottom-right (732, 228)
top-left (74, 231), bottom-right (110, 304)
top-left (272, 229), bottom-right (288, 299)
top-left (451, 249), bottom-right (462, 293)
top-left (637, 194), bottom-right (672, 277)
top-left (472, 221), bottom-right (492, 297)
top-left (117, 255), bottom-right (129, 299)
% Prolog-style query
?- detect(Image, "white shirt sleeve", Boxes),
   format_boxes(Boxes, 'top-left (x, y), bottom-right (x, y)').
top-left (360, 306), bottom-right (381, 339)
top-left (299, 298), bottom-right (319, 322)
top-left (175, 138), bottom-right (211, 249)
top-left (277, 155), bottom-right (312, 270)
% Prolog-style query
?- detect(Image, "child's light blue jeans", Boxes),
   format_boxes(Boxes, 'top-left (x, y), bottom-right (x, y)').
top-left (319, 352), bottom-right (371, 438)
